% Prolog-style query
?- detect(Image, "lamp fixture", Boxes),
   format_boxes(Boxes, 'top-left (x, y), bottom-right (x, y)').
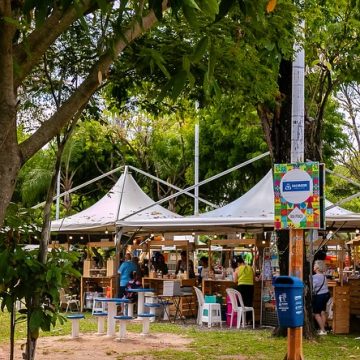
top-left (356, 229), bottom-right (360, 234)
top-left (69, 236), bottom-right (73, 240)
top-left (105, 228), bottom-right (109, 234)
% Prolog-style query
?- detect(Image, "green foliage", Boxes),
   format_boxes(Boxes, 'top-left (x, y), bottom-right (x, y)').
top-left (0, 204), bottom-right (80, 337)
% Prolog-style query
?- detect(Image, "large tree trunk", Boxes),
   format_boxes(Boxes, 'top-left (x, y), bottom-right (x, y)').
top-left (0, 1), bottom-right (21, 226)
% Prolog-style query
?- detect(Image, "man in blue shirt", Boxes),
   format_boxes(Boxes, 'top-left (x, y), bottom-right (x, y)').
top-left (118, 253), bottom-right (137, 297)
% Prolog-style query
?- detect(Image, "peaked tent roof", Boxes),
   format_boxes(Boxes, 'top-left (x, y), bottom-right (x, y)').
top-left (51, 171), bottom-right (181, 233)
top-left (117, 170), bottom-right (360, 233)
top-left (201, 170), bottom-right (359, 221)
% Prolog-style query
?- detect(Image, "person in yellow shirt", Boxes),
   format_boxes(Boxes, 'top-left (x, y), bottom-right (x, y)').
top-left (233, 256), bottom-right (254, 323)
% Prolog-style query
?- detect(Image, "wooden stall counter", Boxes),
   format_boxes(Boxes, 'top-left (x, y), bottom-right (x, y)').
top-left (348, 278), bottom-right (360, 332)
top-left (142, 276), bottom-right (196, 293)
top-left (142, 277), bottom-right (197, 318)
top-left (328, 281), bottom-right (350, 334)
top-left (202, 278), bottom-right (235, 296)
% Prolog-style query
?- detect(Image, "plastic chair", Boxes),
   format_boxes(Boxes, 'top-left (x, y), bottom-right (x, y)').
top-left (226, 288), bottom-right (255, 329)
top-left (92, 297), bottom-right (107, 315)
top-left (59, 288), bottom-right (80, 313)
top-left (193, 286), bottom-right (222, 328)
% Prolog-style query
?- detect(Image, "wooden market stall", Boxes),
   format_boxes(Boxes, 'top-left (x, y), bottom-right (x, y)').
top-left (130, 239), bottom-right (197, 317)
top-left (198, 237), bottom-right (268, 323)
top-left (80, 241), bottom-right (117, 311)
top-left (345, 236), bottom-right (360, 332)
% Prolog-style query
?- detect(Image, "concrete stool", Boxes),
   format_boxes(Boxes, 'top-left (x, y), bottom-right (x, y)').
top-left (93, 312), bottom-right (107, 335)
top-left (160, 301), bottom-right (173, 321)
top-left (66, 314), bottom-right (84, 338)
top-left (137, 313), bottom-right (155, 335)
top-left (125, 302), bottom-right (134, 317)
top-left (144, 303), bottom-right (161, 322)
top-left (114, 315), bottom-right (133, 340)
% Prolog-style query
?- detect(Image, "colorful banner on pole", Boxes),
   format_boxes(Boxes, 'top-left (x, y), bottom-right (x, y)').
top-left (274, 162), bottom-right (324, 230)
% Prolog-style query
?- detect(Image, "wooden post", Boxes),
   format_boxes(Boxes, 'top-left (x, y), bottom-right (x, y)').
top-left (287, 228), bottom-right (304, 360)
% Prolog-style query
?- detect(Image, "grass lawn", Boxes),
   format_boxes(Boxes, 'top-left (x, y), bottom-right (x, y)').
top-left (1, 311), bottom-right (360, 359)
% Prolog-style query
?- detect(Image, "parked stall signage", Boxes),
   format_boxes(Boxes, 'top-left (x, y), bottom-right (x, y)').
top-left (274, 162), bottom-right (325, 230)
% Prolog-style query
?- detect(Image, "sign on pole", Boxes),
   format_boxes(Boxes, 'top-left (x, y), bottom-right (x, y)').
top-left (274, 162), bottom-right (325, 230)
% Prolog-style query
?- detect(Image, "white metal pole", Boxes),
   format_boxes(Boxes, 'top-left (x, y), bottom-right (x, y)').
top-left (194, 124), bottom-right (199, 216)
top-left (55, 170), bottom-right (61, 220)
top-left (291, 25), bottom-right (305, 164)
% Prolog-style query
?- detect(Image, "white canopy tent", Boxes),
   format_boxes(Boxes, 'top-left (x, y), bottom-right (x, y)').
top-left (51, 167), bottom-right (360, 235)
top-left (116, 171), bottom-right (360, 234)
top-left (50, 169), bottom-right (181, 233)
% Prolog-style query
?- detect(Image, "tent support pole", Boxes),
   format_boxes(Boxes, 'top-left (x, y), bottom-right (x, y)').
top-left (122, 152), bottom-right (270, 221)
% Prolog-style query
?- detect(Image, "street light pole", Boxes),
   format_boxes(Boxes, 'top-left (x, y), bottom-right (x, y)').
top-left (287, 17), bottom-right (305, 360)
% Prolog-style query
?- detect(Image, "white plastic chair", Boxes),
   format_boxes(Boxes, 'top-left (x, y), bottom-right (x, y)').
top-left (59, 288), bottom-right (80, 313)
top-left (193, 286), bottom-right (222, 328)
top-left (226, 288), bottom-right (255, 329)
top-left (92, 297), bottom-right (107, 315)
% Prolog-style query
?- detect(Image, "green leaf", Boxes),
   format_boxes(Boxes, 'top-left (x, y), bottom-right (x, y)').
top-left (183, 0), bottom-right (201, 11)
top-left (29, 308), bottom-right (44, 333)
top-left (182, 5), bottom-right (199, 27)
top-left (191, 36), bottom-right (208, 63)
top-left (171, 71), bottom-right (188, 99)
top-left (311, 59), bottom-right (320, 67)
top-left (324, 60), bottom-right (332, 71)
top-left (207, 40), bottom-right (216, 80)
top-left (198, 0), bottom-right (219, 16)
top-left (183, 55), bottom-right (191, 72)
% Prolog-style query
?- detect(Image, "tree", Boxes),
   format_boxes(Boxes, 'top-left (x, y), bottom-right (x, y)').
top-left (0, 0), bottom-right (284, 227)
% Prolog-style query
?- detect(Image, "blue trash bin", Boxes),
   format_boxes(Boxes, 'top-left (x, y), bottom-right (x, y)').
top-left (273, 276), bottom-right (304, 328)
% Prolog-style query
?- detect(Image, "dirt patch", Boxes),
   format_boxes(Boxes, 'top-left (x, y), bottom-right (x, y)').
top-left (0, 332), bottom-right (191, 360)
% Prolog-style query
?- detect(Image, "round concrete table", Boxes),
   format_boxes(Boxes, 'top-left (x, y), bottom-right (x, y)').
top-left (126, 288), bottom-right (154, 318)
top-left (94, 297), bottom-right (129, 337)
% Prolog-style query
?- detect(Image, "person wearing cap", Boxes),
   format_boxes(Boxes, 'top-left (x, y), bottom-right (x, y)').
top-left (175, 250), bottom-right (195, 278)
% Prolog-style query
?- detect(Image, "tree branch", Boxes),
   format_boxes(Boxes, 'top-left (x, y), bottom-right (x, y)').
top-left (19, 2), bottom-right (168, 163)
top-left (13, 0), bottom-right (96, 88)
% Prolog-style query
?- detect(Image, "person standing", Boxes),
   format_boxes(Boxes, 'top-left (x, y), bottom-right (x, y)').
top-left (153, 252), bottom-right (169, 275)
top-left (312, 260), bottom-right (330, 335)
top-left (233, 256), bottom-right (254, 322)
top-left (117, 253), bottom-right (137, 298)
top-left (175, 250), bottom-right (195, 278)
top-left (198, 256), bottom-right (211, 283)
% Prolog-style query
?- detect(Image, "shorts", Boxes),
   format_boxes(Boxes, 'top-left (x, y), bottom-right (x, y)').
top-left (312, 292), bottom-right (330, 314)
